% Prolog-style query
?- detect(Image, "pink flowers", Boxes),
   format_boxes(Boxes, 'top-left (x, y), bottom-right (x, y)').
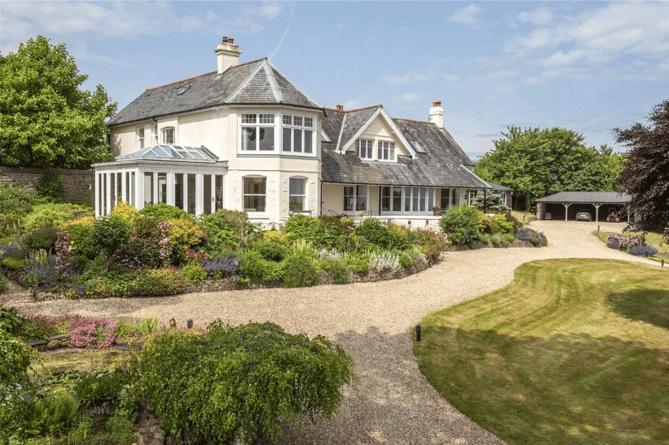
top-left (68, 316), bottom-right (119, 349)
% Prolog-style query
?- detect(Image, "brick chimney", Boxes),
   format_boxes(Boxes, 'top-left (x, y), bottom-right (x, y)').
top-left (429, 101), bottom-right (444, 128)
top-left (215, 37), bottom-right (241, 74)
top-left (336, 105), bottom-right (344, 111)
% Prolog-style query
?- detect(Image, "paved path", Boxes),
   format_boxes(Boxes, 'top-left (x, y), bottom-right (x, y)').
top-left (3, 221), bottom-right (661, 444)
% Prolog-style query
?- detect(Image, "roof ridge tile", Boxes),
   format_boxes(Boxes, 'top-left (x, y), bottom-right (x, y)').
top-left (146, 71), bottom-right (217, 91)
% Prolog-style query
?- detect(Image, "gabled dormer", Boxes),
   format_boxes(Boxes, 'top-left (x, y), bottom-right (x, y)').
top-left (334, 105), bottom-right (415, 162)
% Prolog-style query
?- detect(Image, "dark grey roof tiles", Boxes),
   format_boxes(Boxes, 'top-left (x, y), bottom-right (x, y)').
top-left (109, 59), bottom-right (322, 126)
top-left (536, 191), bottom-right (631, 203)
top-left (321, 112), bottom-right (487, 189)
top-left (486, 181), bottom-right (513, 191)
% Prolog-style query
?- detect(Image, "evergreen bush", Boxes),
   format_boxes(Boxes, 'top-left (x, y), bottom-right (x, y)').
top-left (138, 321), bottom-right (356, 444)
top-left (283, 253), bottom-right (318, 288)
top-left (138, 203), bottom-right (188, 221)
top-left (440, 206), bottom-right (484, 245)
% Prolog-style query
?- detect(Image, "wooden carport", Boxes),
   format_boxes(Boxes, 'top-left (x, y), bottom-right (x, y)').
top-left (536, 191), bottom-right (632, 223)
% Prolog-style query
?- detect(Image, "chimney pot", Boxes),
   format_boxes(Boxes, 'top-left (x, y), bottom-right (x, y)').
top-left (429, 101), bottom-right (444, 129)
top-left (215, 38), bottom-right (241, 74)
top-left (336, 105), bottom-right (344, 111)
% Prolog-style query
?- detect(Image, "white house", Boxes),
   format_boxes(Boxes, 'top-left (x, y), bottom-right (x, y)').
top-left (94, 38), bottom-right (491, 224)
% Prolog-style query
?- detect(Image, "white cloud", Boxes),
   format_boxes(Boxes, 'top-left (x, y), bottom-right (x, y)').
top-left (449, 4), bottom-right (482, 27)
top-left (517, 7), bottom-right (553, 26)
top-left (396, 93), bottom-right (420, 103)
top-left (0, 1), bottom-right (284, 53)
top-left (382, 70), bottom-right (429, 84)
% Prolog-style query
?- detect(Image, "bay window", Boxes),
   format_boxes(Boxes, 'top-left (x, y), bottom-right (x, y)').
top-left (282, 115), bottom-right (313, 153)
top-left (241, 113), bottom-right (275, 151)
top-left (243, 177), bottom-right (266, 212)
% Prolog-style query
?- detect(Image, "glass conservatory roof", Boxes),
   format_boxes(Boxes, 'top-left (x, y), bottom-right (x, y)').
top-left (115, 145), bottom-right (219, 163)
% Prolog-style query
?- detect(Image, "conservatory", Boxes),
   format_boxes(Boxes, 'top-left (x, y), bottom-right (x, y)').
top-left (93, 145), bottom-right (228, 218)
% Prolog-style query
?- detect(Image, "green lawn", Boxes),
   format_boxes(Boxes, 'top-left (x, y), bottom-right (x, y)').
top-left (414, 259), bottom-right (669, 445)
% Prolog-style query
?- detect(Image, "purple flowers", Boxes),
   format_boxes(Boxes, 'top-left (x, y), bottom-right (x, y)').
top-left (607, 232), bottom-right (657, 257)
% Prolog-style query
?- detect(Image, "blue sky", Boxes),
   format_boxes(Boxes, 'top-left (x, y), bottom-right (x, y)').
top-left (3, 1), bottom-right (668, 160)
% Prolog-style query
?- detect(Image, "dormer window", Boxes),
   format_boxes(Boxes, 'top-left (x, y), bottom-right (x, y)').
top-left (378, 141), bottom-right (395, 161)
top-left (355, 139), bottom-right (373, 160)
top-left (162, 127), bottom-right (175, 145)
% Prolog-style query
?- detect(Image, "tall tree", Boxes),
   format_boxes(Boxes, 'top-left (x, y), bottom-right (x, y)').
top-left (475, 126), bottom-right (623, 210)
top-left (0, 36), bottom-right (117, 169)
top-left (613, 99), bottom-right (669, 232)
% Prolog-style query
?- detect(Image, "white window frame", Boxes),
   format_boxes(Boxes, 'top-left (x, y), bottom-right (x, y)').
top-left (240, 113), bottom-right (276, 152)
top-left (378, 141), bottom-right (395, 161)
top-left (355, 139), bottom-right (374, 160)
top-left (137, 127), bottom-right (145, 149)
top-left (243, 176), bottom-right (267, 213)
top-left (282, 114), bottom-right (315, 155)
top-left (162, 127), bottom-right (175, 145)
top-left (343, 185), bottom-right (368, 212)
top-left (289, 177), bottom-right (308, 212)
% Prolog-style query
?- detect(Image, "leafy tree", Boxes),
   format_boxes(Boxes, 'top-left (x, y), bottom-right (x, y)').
top-left (475, 127), bottom-right (623, 210)
top-left (613, 99), bottom-right (669, 232)
top-left (0, 36), bottom-right (116, 169)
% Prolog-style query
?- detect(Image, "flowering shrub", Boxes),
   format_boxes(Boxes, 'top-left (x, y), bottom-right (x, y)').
top-left (24, 252), bottom-right (60, 287)
top-left (607, 233), bottom-right (647, 250)
top-left (202, 254), bottom-right (239, 278)
top-left (318, 248), bottom-right (346, 261)
top-left (114, 217), bottom-right (172, 269)
top-left (628, 245), bottom-right (659, 257)
top-left (68, 316), bottom-right (119, 349)
top-left (440, 206), bottom-right (484, 245)
top-left (369, 251), bottom-right (400, 272)
top-left (412, 228), bottom-right (448, 257)
top-left (110, 200), bottom-right (139, 222)
top-left (0, 239), bottom-right (28, 261)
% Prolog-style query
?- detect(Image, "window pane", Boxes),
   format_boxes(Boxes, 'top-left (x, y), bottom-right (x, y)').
top-left (412, 187), bottom-right (419, 212)
top-left (381, 187), bottom-right (390, 212)
top-left (110, 173), bottom-right (116, 208)
top-left (259, 114), bottom-right (274, 124)
top-left (283, 115), bottom-right (292, 125)
top-left (452, 188), bottom-right (460, 207)
top-left (304, 130), bottom-right (312, 153)
top-left (304, 117), bottom-right (313, 127)
top-left (393, 187), bottom-right (402, 212)
top-left (294, 116), bottom-right (302, 126)
top-left (242, 114), bottom-right (256, 124)
top-left (144, 173), bottom-right (153, 207)
top-left (428, 188), bottom-right (435, 210)
top-left (158, 173), bottom-right (167, 204)
top-left (204, 175), bottom-right (212, 214)
top-left (441, 189), bottom-right (450, 209)
top-left (289, 178), bottom-right (305, 195)
top-left (283, 128), bottom-right (292, 152)
top-left (420, 188), bottom-right (426, 212)
top-left (130, 172), bottom-right (135, 207)
top-left (356, 185), bottom-right (367, 211)
top-left (242, 127), bottom-right (256, 150)
top-left (162, 128), bottom-right (174, 145)
top-left (289, 196), bottom-right (305, 211)
top-left (404, 187), bottom-right (411, 212)
top-left (188, 174), bottom-right (196, 214)
top-left (293, 129), bottom-right (302, 153)
top-left (344, 186), bottom-right (354, 211)
top-left (258, 127), bottom-right (274, 151)
top-left (215, 175), bottom-right (223, 211)
top-left (175, 174), bottom-right (184, 210)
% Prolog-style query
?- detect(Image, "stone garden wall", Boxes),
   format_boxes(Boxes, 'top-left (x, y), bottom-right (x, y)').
top-left (0, 166), bottom-right (95, 203)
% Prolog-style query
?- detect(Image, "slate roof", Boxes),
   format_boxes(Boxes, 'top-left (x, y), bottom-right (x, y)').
top-left (536, 191), bottom-right (631, 203)
top-left (321, 108), bottom-right (488, 189)
top-left (108, 58), bottom-right (323, 126)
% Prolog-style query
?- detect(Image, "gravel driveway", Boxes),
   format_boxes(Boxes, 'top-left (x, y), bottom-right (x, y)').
top-left (2, 221), bottom-right (660, 444)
